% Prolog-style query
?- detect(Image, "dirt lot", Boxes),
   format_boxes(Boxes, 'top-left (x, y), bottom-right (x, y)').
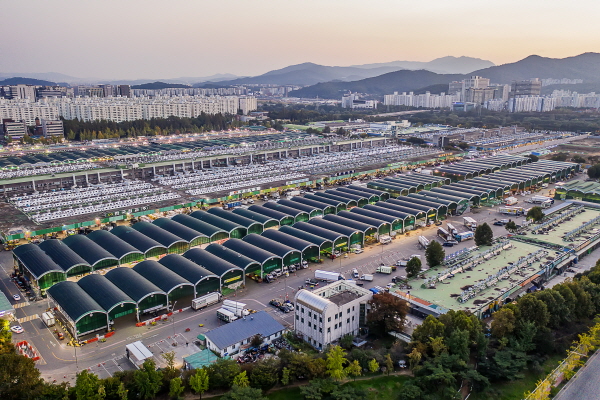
top-left (542, 136), bottom-right (600, 161)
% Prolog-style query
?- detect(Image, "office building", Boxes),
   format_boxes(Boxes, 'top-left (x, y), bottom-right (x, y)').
top-left (342, 93), bottom-right (378, 109)
top-left (10, 85), bottom-right (37, 100)
top-left (294, 281), bottom-right (372, 350)
top-left (511, 79), bottom-right (542, 97)
top-left (117, 85), bottom-right (131, 98)
top-left (464, 87), bottom-right (496, 105)
top-left (2, 119), bottom-right (28, 140)
top-left (41, 119), bottom-right (64, 139)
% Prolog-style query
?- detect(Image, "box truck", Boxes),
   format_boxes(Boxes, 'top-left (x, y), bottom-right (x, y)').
top-left (446, 223), bottom-right (458, 236)
top-left (376, 266), bottom-right (393, 274)
top-left (216, 308), bottom-right (238, 323)
top-left (504, 197), bottom-right (518, 206)
top-left (315, 270), bottom-right (344, 282)
top-left (463, 216), bottom-right (477, 230)
top-left (360, 274), bottom-right (374, 281)
top-left (222, 300), bottom-right (250, 317)
top-left (418, 236), bottom-right (430, 249)
top-left (191, 292), bottom-right (222, 310)
top-left (379, 235), bottom-right (392, 244)
top-left (41, 312), bottom-right (55, 327)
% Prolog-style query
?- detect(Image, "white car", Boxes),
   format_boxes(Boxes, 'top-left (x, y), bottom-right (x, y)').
top-left (10, 325), bottom-right (24, 334)
top-left (12, 294), bottom-right (21, 301)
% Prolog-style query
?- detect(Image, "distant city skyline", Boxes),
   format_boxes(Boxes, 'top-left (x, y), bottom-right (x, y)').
top-left (1, 0), bottom-right (598, 80)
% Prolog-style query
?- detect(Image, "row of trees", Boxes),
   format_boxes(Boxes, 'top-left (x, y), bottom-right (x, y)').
top-left (400, 256), bottom-right (600, 399)
top-left (61, 113), bottom-right (245, 141)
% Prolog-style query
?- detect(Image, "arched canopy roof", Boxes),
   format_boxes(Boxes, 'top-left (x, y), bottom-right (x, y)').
top-left (232, 208), bottom-right (278, 226)
top-left (337, 210), bottom-right (389, 229)
top-left (172, 214), bottom-right (228, 238)
top-left (87, 229), bottom-right (144, 260)
top-left (262, 202), bottom-right (310, 218)
top-left (204, 243), bottom-right (262, 272)
top-left (324, 214), bottom-right (377, 233)
top-left (221, 238), bottom-right (281, 266)
top-left (334, 187), bottom-right (378, 202)
top-left (39, 239), bottom-right (90, 274)
top-left (296, 289), bottom-right (330, 313)
top-left (47, 281), bottom-right (106, 324)
top-left (430, 187), bottom-right (480, 202)
top-left (365, 204), bottom-right (412, 220)
top-left (190, 211), bottom-right (245, 233)
top-left (152, 218), bottom-right (208, 244)
top-left (242, 233), bottom-right (301, 260)
top-left (347, 185), bottom-right (390, 200)
top-left (322, 190), bottom-right (367, 203)
top-left (132, 221), bottom-right (187, 248)
top-left (105, 267), bottom-right (166, 303)
top-left (304, 194), bottom-right (349, 208)
top-left (183, 248), bottom-right (244, 277)
top-left (207, 208), bottom-right (264, 230)
top-left (247, 205), bottom-right (295, 223)
top-left (290, 197), bottom-right (337, 212)
top-left (13, 243), bottom-right (63, 280)
top-left (77, 275), bottom-right (135, 315)
top-left (278, 226), bottom-right (333, 249)
top-left (133, 260), bottom-right (193, 294)
top-left (261, 228), bottom-right (319, 254)
top-left (110, 226), bottom-right (166, 254)
top-left (404, 194), bottom-right (454, 210)
top-left (387, 199), bottom-right (436, 216)
top-left (292, 221), bottom-right (347, 242)
top-left (376, 202), bottom-right (424, 219)
top-left (277, 199), bottom-right (322, 215)
top-left (159, 254), bottom-right (218, 285)
top-left (308, 218), bottom-right (362, 237)
top-left (62, 235), bottom-right (118, 268)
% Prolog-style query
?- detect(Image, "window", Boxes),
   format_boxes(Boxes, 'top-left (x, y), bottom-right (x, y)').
top-left (296, 315), bottom-right (299, 320)
top-left (339, 312), bottom-right (343, 318)
top-left (328, 317), bottom-right (331, 322)
top-left (352, 316), bottom-right (355, 321)
top-left (352, 306), bottom-right (355, 311)
top-left (319, 328), bottom-right (322, 332)
top-left (319, 317), bottom-right (322, 323)
top-left (308, 322), bottom-right (311, 328)
top-left (296, 305), bottom-right (299, 311)
top-left (301, 307), bottom-right (305, 313)
top-left (347, 318), bottom-right (350, 324)
top-left (301, 318), bottom-right (304, 323)
top-left (334, 323), bottom-right (337, 329)
top-left (327, 327), bottom-right (331, 333)
top-left (308, 311), bottom-right (312, 317)
top-left (335, 314), bottom-right (338, 320)
top-left (347, 308), bottom-right (350, 314)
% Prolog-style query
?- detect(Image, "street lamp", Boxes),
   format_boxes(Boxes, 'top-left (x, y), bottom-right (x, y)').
top-left (171, 300), bottom-right (178, 346)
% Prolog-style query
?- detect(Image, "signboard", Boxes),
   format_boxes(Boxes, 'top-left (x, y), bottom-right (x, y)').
top-left (224, 275), bottom-right (241, 284)
top-left (105, 206), bottom-right (149, 218)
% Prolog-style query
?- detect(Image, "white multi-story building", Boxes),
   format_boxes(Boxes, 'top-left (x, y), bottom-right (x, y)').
top-left (0, 95), bottom-right (256, 124)
top-left (384, 91), bottom-right (460, 109)
top-left (294, 281), bottom-right (372, 350)
top-left (41, 119), bottom-right (64, 138)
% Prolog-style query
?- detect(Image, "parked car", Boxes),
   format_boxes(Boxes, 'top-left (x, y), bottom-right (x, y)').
top-left (493, 221), bottom-right (504, 226)
top-left (305, 279), bottom-right (319, 286)
top-left (10, 325), bottom-right (24, 334)
top-left (443, 242), bottom-right (455, 247)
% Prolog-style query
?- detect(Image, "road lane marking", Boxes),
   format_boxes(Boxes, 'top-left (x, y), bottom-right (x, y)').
top-left (18, 314), bottom-right (39, 323)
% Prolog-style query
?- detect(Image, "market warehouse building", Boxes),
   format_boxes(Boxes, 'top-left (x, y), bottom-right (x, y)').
top-left (133, 260), bottom-right (195, 304)
top-left (183, 248), bottom-right (245, 288)
top-left (158, 254), bottom-right (220, 297)
top-left (204, 311), bottom-right (285, 357)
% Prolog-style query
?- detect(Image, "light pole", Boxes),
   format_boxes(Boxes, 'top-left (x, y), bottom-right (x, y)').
top-left (171, 300), bottom-right (177, 346)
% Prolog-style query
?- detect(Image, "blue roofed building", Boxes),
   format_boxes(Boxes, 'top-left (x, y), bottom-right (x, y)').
top-left (204, 310), bottom-right (285, 357)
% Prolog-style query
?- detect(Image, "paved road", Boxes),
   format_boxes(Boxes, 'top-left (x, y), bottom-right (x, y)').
top-left (0, 181), bottom-right (572, 383)
top-left (555, 350), bottom-right (600, 400)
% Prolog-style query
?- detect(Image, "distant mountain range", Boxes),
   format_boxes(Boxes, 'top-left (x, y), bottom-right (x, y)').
top-left (131, 81), bottom-right (192, 89)
top-left (0, 77), bottom-right (57, 86)
top-left (195, 56), bottom-right (494, 87)
top-left (291, 53), bottom-right (600, 98)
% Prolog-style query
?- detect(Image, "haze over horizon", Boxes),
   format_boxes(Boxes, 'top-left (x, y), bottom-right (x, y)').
top-left (1, 0), bottom-right (599, 80)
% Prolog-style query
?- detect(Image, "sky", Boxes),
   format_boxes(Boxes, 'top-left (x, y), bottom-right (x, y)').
top-left (1, 0), bottom-right (599, 80)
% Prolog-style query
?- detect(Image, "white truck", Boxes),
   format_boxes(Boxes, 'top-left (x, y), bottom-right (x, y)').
top-left (447, 223), bottom-right (458, 236)
top-left (360, 274), bottom-right (374, 282)
top-left (418, 236), bottom-right (429, 249)
top-left (352, 268), bottom-right (359, 279)
top-left (216, 308), bottom-right (238, 323)
top-left (41, 312), bottom-right (55, 327)
top-left (504, 196), bottom-right (518, 206)
top-left (530, 195), bottom-right (554, 204)
top-left (376, 266), bottom-right (393, 274)
top-left (379, 235), bottom-right (392, 244)
top-left (463, 216), bottom-right (477, 231)
top-left (315, 270), bottom-right (344, 282)
top-left (191, 292), bottom-right (222, 310)
top-left (222, 300), bottom-right (250, 317)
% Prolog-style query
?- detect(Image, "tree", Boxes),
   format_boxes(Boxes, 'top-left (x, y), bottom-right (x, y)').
top-left (526, 206), bottom-right (544, 222)
top-left (221, 385), bottom-right (267, 400)
top-left (344, 359), bottom-right (362, 381)
top-left (336, 127), bottom-right (347, 136)
top-left (0, 344), bottom-right (44, 399)
top-left (75, 370), bottom-right (106, 400)
top-left (280, 367), bottom-right (291, 386)
top-left (408, 348), bottom-right (422, 371)
top-left (189, 368), bottom-right (209, 399)
top-left (425, 240), bottom-right (445, 268)
top-left (339, 334), bottom-right (353, 350)
top-left (326, 345), bottom-right (347, 380)
top-left (412, 315), bottom-right (445, 344)
top-left (249, 358), bottom-right (279, 391)
top-left (505, 221), bottom-right (517, 232)
top-left (368, 358), bottom-right (380, 373)
top-left (572, 155), bottom-right (586, 164)
top-left (322, 126), bottom-right (331, 133)
top-left (457, 142), bottom-right (470, 150)
top-left (517, 294), bottom-right (550, 328)
top-left (551, 152), bottom-right (569, 161)
top-left (527, 154), bottom-right (539, 162)
top-left (232, 371), bottom-right (250, 388)
top-left (491, 308), bottom-right (516, 338)
top-left (406, 256), bottom-right (422, 277)
top-left (207, 358), bottom-right (240, 390)
top-left (366, 292), bottom-right (408, 337)
top-left (133, 359), bottom-right (163, 400)
top-left (588, 164), bottom-right (600, 180)
top-left (169, 377), bottom-right (184, 400)
top-left (474, 223), bottom-right (494, 246)
top-left (384, 354), bottom-right (394, 376)
top-left (430, 336), bottom-right (447, 357)
top-left (250, 334), bottom-right (263, 348)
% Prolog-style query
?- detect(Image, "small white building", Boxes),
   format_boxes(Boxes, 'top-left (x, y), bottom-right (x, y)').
top-left (204, 310), bottom-right (285, 357)
top-left (294, 281), bottom-right (373, 350)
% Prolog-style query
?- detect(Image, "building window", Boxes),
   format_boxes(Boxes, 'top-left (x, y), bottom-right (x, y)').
top-left (328, 317), bottom-right (331, 322)
top-left (352, 306), bottom-right (355, 311)
top-left (335, 314), bottom-right (338, 320)
top-left (296, 315), bottom-right (299, 320)
top-left (319, 317), bottom-right (322, 323)
top-left (301, 307), bottom-right (304, 313)
top-left (308, 322), bottom-right (311, 328)
top-left (319, 328), bottom-right (322, 333)
top-left (347, 318), bottom-right (350, 324)
top-left (352, 316), bottom-right (355, 321)
top-left (301, 318), bottom-right (304, 323)
top-left (339, 312), bottom-right (343, 318)
top-left (327, 327), bottom-right (331, 333)
top-left (308, 311), bottom-right (312, 318)
top-left (334, 323), bottom-right (337, 329)
top-left (347, 308), bottom-right (350, 314)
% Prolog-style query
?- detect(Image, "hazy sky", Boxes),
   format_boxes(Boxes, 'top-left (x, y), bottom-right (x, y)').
top-left (1, 0), bottom-right (598, 80)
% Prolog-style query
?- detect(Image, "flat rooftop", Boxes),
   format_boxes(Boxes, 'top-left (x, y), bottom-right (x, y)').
top-left (526, 206), bottom-right (600, 248)
top-left (328, 290), bottom-right (362, 306)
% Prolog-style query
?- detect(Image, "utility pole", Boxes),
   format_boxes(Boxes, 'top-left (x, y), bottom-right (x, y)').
top-left (171, 300), bottom-right (178, 346)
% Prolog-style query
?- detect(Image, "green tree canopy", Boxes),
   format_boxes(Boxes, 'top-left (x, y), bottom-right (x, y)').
top-left (425, 240), bottom-right (445, 268)
top-left (367, 292), bottom-right (408, 337)
top-left (133, 359), bottom-right (163, 400)
top-left (474, 222), bottom-right (494, 246)
top-left (326, 345), bottom-right (348, 381)
top-left (189, 368), bottom-right (209, 399)
top-left (406, 256), bottom-right (422, 278)
top-left (526, 206), bottom-right (544, 222)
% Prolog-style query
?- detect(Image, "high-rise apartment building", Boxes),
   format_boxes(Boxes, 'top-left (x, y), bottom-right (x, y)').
top-left (10, 85), bottom-right (37, 100)
top-left (117, 85), bottom-right (131, 98)
top-left (511, 78), bottom-right (542, 97)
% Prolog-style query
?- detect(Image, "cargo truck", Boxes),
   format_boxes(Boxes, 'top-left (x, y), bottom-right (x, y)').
top-left (418, 236), bottom-right (430, 249)
top-left (222, 300), bottom-right (250, 317)
top-left (41, 312), bottom-right (55, 327)
top-left (360, 274), bottom-right (374, 281)
top-left (191, 292), bottom-right (222, 310)
top-left (379, 235), bottom-right (392, 244)
top-left (530, 195), bottom-right (554, 205)
top-left (216, 308), bottom-right (238, 323)
top-left (315, 270), bottom-right (345, 282)
top-left (437, 227), bottom-right (452, 241)
top-left (463, 216), bottom-right (477, 231)
top-left (376, 266), bottom-right (393, 274)
top-left (447, 223), bottom-right (458, 236)
top-left (454, 231), bottom-right (474, 242)
top-left (504, 197), bottom-right (518, 206)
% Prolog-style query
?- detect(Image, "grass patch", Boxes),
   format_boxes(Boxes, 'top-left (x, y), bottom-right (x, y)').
top-left (470, 354), bottom-right (564, 400)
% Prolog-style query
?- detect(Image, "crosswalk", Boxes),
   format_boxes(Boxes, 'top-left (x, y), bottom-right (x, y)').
top-left (18, 314), bottom-right (39, 323)
top-left (13, 301), bottom-right (30, 309)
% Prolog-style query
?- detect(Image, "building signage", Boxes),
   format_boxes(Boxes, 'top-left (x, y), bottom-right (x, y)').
top-left (105, 206), bottom-right (149, 217)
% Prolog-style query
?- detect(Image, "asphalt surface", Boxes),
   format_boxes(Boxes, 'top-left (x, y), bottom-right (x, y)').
top-left (554, 350), bottom-right (600, 400)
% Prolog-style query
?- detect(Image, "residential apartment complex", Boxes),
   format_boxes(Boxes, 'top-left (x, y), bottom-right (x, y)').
top-left (294, 281), bottom-right (372, 350)
top-left (384, 91), bottom-right (461, 108)
top-left (0, 95), bottom-right (257, 125)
